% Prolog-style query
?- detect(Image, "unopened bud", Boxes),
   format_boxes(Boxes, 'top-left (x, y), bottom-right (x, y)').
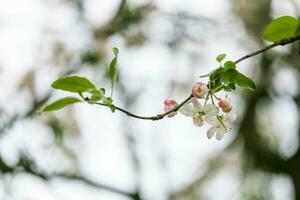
top-left (218, 98), bottom-right (232, 113)
top-left (192, 82), bottom-right (208, 98)
top-left (164, 99), bottom-right (178, 117)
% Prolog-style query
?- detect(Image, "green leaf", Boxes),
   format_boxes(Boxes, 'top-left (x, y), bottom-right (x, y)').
top-left (109, 48), bottom-right (119, 97)
top-left (109, 58), bottom-right (118, 82)
top-left (43, 97), bottom-right (81, 112)
top-left (263, 16), bottom-right (299, 42)
top-left (51, 76), bottom-right (95, 92)
top-left (223, 61), bottom-right (236, 71)
top-left (235, 72), bottom-right (256, 90)
top-left (113, 47), bottom-right (119, 56)
top-left (103, 97), bottom-right (113, 105)
top-left (222, 83), bottom-right (236, 92)
top-left (209, 67), bottom-right (223, 90)
top-left (221, 69), bottom-right (256, 90)
top-left (109, 105), bottom-right (116, 113)
top-left (216, 54), bottom-right (226, 62)
top-left (88, 88), bottom-right (105, 97)
top-left (90, 95), bottom-right (102, 102)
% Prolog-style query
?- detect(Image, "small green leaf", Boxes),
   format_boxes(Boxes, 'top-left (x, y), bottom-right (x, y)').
top-left (222, 83), bottom-right (236, 92)
top-left (51, 76), bottom-right (95, 92)
top-left (43, 97), bottom-right (81, 112)
top-left (216, 54), bottom-right (226, 62)
top-left (209, 68), bottom-right (223, 90)
top-left (109, 48), bottom-right (119, 97)
top-left (235, 72), bottom-right (256, 90)
top-left (103, 97), bottom-right (113, 105)
top-left (221, 69), bottom-right (256, 90)
top-left (109, 58), bottom-right (118, 82)
top-left (263, 16), bottom-right (299, 42)
top-left (109, 105), bottom-right (116, 113)
top-left (88, 88), bottom-right (105, 97)
top-left (223, 61), bottom-right (236, 70)
top-left (113, 47), bottom-right (119, 56)
top-left (90, 95), bottom-right (102, 102)
top-left (99, 88), bottom-right (106, 95)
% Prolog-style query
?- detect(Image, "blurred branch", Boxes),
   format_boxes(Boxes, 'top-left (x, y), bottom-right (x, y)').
top-left (0, 155), bottom-right (137, 199)
top-left (0, 68), bottom-right (77, 135)
top-left (117, 80), bottom-right (143, 200)
top-left (94, 0), bottom-right (154, 39)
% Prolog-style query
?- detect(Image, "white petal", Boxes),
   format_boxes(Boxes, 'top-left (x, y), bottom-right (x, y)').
top-left (216, 127), bottom-right (226, 140)
top-left (205, 116), bottom-right (219, 126)
top-left (225, 109), bottom-right (237, 122)
top-left (191, 97), bottom-right (203, 112)
top-left (179, 104), bottom-right (194, 117)
top-left (207, 127), bottom-right (217, 139)
top-left (203, 104), bottom-right (219, 117)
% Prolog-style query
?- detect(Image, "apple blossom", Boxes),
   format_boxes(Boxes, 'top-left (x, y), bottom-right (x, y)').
top-left (206, 108), bottom-right (236, 140)
top-left (164, 98), bottom-right (178, 117)
top-left (218, 97), bottom-right (232, 113)
top-left (192, 82), bottom-right (208, 98)
top-left (179, 97), bottom-right (219, 127)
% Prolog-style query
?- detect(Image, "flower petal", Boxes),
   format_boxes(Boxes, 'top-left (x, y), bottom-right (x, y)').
top-left (225, 109), bottom-right (237, 122)
top-left (216, 127), bottom-right (226, 140)
top-left (207, 127), bottom-right (216, 139)
top-left (179, 104), bottom-right (194, 117)
top-left (205, 116), bottom-right (219, 126)
top-left (191, 97), bottom-right (203, 112)
top-left (203, 104), bottom-right (219, 117)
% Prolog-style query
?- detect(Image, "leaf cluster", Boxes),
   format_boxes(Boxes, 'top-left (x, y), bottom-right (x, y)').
top-left (207, 54), bottom-right (256, 93)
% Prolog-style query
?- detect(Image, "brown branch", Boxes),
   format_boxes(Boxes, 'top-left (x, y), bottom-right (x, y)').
top-left (90, 94), bottom-right (193, 121)
top-left (90, 35), bottom-right (300, 121)
top-left (235, 35), bottom-right (300, 64)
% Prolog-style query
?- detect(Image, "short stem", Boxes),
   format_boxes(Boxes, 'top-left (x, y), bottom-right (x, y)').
top-left (217, 116), bottom-right (227, 132)
top-left (210, 93), bottom-right (215, 105)
top-left (204, 93), bottom-right (210, 106)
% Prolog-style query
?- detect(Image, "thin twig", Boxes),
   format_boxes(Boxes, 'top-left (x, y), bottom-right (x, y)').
top-left (90, 94), bottom-right (193, 121)
top-left (235, 35), bottom-right (300, 64)
top-left (91, 35), bottom-right (300, 121)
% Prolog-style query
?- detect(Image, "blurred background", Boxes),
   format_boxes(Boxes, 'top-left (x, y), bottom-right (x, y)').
top-left (0, 0), bottom-right (300, 199)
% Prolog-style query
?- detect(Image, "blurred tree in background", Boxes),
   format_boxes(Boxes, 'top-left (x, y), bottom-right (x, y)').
top-left (0, 0), bottom-right (300, 200)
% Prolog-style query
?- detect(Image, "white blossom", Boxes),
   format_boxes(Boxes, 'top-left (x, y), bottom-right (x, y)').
top-left (206, 108), bottom-right (236, 140)
top-left (180, 97), bottom-right (219, 127)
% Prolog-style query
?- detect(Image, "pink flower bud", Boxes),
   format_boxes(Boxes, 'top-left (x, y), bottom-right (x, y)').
top-left (192, 82), bottom-right (208, 98)
top-left (164, 99), bottom-right (178, 117)
top-left (218, 98), bottom-right (232, 113)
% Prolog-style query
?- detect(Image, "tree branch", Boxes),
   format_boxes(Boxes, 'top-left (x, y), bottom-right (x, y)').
top-left (235, 35), bottom-right (300, 64)
top-left (90, 94), bottom-right (193, 121)
top-left (88, 35), bottom-right (300, 121)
